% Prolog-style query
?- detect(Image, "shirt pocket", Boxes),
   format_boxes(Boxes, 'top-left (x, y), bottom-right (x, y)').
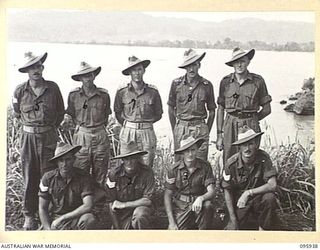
top-left (240, 85), bottom-right (258, 110)
top-left (224, 87), bottom-right (238, 109)
top-left (91, 102), bottom-right (106, 123)
top-left (20, 104), bottom-right (37, 120)
top-left (141, 99), bottom-right (154, 116)
top-left (123, 98), bottom-right (134, 115)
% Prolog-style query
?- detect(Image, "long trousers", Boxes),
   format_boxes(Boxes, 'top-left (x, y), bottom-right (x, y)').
top-left (119, 126), bottom-right (156, 167)
top-left (236, 193), bottom-right (277, 230)
top-left (173, 120), bottom-right (209, 161)
top-left (109, 206), bottom-right (153, 229)
top-left (223, 113), bottom-right (260, 165)
top-left (172, 199), bottom-right (213, 229)
top-left (73, 128), bottom-right (109, 187)
top-left (20, 129), bottom-right (58, 216)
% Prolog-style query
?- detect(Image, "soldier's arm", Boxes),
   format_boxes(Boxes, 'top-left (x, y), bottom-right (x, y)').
top-left (168, 105), bottom-right (176, 131)
top-left (113, 91), bottom-right (124, 125)
top-left (39, 197), bottom-right (51, 230)
top-left (164, 189), bottom-right (178, 230)
top-left (206, 109), bottom-right (215, 133)
top-left (258, 102), bottom-right (271, 121)
top-left (216, 105), bottom-right (225, 151)
top-left (112, 197), bottom-right (152, 210)
top-left (52, 195), bottom-right (94, 229)
top-left (55, 87), bottom-right (65, 127)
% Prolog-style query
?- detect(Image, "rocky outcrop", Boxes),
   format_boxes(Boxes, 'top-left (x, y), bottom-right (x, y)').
top-left (284, 78), bottom-right (314, 115)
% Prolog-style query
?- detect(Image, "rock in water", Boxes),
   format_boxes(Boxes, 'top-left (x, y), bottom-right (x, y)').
top-left (293, 90), bottom-right (314, 115)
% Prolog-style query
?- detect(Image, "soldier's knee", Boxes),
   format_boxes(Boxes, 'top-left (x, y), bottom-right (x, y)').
top-left (202, 200), bottom-right (213, 210)
top-left (261, 193), bottom-right (276, 208)
top-left (133, 206), bottom-right (150, 219)
top-left (79, 213), bottom-right (96, 229)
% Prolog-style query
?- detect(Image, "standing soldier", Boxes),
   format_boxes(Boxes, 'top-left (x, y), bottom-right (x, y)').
top-left (216, 48), bottom-right (272, 165)
top-left (114, 56), bottom-right (163, 167)
top-left (12, 52), bottom-right (65, 230)
top-left (168, 49), bottom-right (216, 161)
top-left (63, 62), bottom-right (112, 190)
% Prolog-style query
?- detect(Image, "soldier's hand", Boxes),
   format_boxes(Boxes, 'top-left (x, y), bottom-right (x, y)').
top-left (191, 196), bottom-right (204, 213)
top-left (51, 216), bottom-right (65, 230)
top-left (168, 222), bottom-right (179, 230)
top-left (112, 200), bottom-right (126, 211)
top-left (224, 219), bottom-right (239, 230)
top-left (216, 134), bottom-right (224, 151)
top-left (237, 191), bottom-right (250, 208)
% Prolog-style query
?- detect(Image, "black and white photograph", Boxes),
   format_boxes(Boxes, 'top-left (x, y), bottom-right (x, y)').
top-left (3, 3), bottom-right (317, 242)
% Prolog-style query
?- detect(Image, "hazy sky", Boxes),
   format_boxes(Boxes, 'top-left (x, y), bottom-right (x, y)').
top-left (143, 11), bottom-right (314, 23)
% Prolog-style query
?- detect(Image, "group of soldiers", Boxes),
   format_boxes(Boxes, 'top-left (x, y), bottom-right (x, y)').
top-left (12, 47), bottom-right (277, 230)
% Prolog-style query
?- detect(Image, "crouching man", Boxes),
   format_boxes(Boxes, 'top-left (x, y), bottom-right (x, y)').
top-left (105, 144), bottom-right (155, 229)
top-left (164, 135), bottom-right (215, 230)
top-left (38, 142), bottom-right (96, 230)
top-left (222, 125), bottom-right (277, 230)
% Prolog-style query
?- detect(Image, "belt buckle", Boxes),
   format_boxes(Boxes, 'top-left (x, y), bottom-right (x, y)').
top-left (137, 123), bottom-right (141, 129)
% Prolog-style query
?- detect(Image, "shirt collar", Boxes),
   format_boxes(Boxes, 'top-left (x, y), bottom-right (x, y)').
top-left (23, 78), bottom-right (48, 92)
top-left (128, 82), bottom-right (147, 93)
top-left (237, 152), bottom-right (260, 170)
top-left (79, 84), bottom-right (99, 96)
top-left (230, 71), bottom-right (253, 83)
top-left (182, 74), bottom-right (202, 86)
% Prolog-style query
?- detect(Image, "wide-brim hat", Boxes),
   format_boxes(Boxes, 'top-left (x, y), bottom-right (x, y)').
top-left (48, 142), bottom-right (82, 162)
top-left (178, 49), bottom-right (206, 69)
top-left (225, 47), bottom-right (255, 67)
top-left (122, 56), bottom-right (150, 75)
top-left (175, 135), bottom-right (205, 154)
top-left (112, 150), bottom-right (148, 160)
top-left (18, 52), bottom-right (47, 73)
top-left (232, 126), bottom-right (264, 146)
top-left (71, 61), bottom-right (101, 81)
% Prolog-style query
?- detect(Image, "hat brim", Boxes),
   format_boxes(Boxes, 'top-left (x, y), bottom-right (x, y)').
top-left (175, 138), bottom-right (205, 154)
top-left (18, 52), bottom-right (48, 73)
top-left (232, 132), bottom-right (264, 146)
top-left (71, 66), bottom-right (102, 81)
top-left (178, 52), bottom-right (206, 69)
top-left (48, 145), bottom-right (82, 162)
top-left (122, 60), bottom-right (150, 76)
top-left (225, 49), bottom-right (255, 67)
top-left (112, 150), bottom-right (148, 160)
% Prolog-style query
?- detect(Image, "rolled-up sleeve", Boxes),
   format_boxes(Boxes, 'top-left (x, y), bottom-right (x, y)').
top-left (217, 79), bottom-right (226, 108)
top-left (142, 171), bottom-right (155, 199)
top-left (206, 82), bottom-right (217, 110)
top-left (164, 166), bottom-right (176, 190)
top-left (204, 163), bottom-right (215, 187)
top-left (167, 81), bottom-right (176, 107)
top-left (38, 173), bottom-right (51, 200)
top-left (258, 78), bottom-right (272, 106)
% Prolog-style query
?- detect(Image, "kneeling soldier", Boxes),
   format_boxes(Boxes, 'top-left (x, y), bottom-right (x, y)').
top-left (222, 125), bottom-right (277, 230)
top-left (164, 135), bottom-right (215, 230)
top-left (105, 144), bottom-right (155, 229)
top-left (39, 142), bottom-right (96, 230)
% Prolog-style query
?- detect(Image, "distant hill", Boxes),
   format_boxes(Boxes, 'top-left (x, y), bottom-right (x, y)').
top-left (7, 10), bottom-right (314, 44)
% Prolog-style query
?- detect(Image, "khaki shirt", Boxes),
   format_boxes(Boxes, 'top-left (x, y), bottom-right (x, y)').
top-left (12, 79), bottom-right (65, 127)
top-left (217, 72), bottom-right (272, 113)
top-left (165, 158), bottom-right (214, 196)
top-left (39, 168), bottom-right (94, 215)
top-left (105, 163), bottom-right (155, 202)
top-left (167, 75), bottom-right (216, 121)
top-left (221, 149), bottom-right (277, 196)
top-left (114, 82), bottom-right (163, 123)
top-left (66, 85), bottom-right (112, 128)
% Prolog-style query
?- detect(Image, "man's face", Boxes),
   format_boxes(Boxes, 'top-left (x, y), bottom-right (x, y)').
top-left (182, 144), bottom-right (198, 164)
top-left (123, 157), bottom-right (139, 176)
top-left (232, 56), bottom-right (250, 74)
top-left (239, 139), bottom-right (258, 161)
top-left (79, 72), bottom-right (95, 87)
top-left (130, 64), bottom-right (145, 82)
top-left (57, 153), bottom-right (75, 175)
top-left (26, 62), bottom-right (44, 81)
top-left (185, 61), bottom-right (200, 79)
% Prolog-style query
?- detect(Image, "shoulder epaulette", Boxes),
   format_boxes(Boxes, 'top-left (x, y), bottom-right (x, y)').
top-left (42, 169), bottom-right (58, 180)
top-left (172, 76), bottom-right (184, 85)
top-left (97, 87), bottom-right (109, 94)
top-left (117, 83), bottom-right (129, 91)
top-left (222, 73), bottom-right (233, 81)
top-left (70, 87), bottom-right (81, 93)
top-left (257, 149), bottom-right (271, 161)
top-left (146, 83), bottom-right (158, 90)
top-left (200, 77), bottom-right (211, 85)
top-left (225, 153), bottom-right (239, 168)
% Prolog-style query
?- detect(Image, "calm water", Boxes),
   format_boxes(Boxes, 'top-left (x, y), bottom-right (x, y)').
top-left (7, 42), bottom-right (315, 150)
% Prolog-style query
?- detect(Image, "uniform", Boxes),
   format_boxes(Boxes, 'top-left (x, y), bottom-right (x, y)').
top-left (168, 75), bottom-right (216, 160)
top-left (165, 158), bottom-right (215, 229)
top-left (217, 72), bottom-right (272, 164)
top-left (66, 85), bottom-right (111, 186)
top-left (221, 149), bottom-right (277, 230)
top-left (39, 168), bottom-right (95, 230)
top-left (105, 163), bottom-right (155, 229)
top-left (12, 79), bottom-right (65, 217)
top-left (114, 83), bottom-right (163, 167)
